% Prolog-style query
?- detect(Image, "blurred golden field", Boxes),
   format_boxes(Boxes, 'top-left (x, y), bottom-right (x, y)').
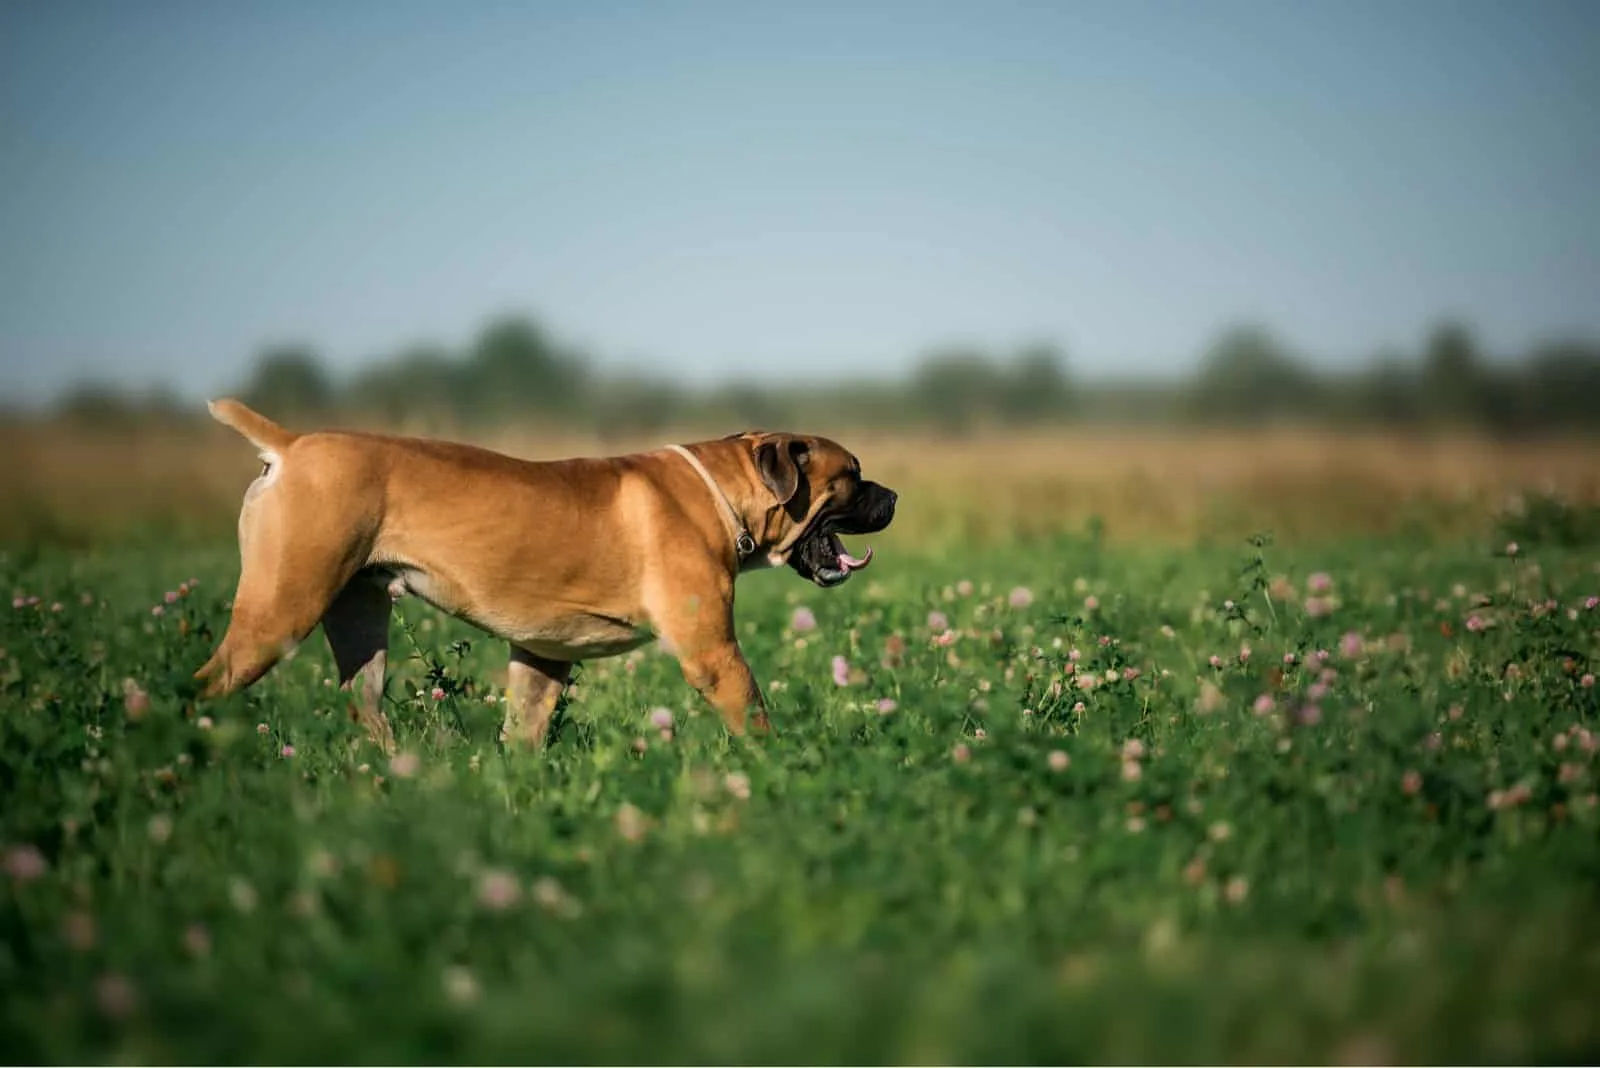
top-left (5, 416), bottom-right (1599, 550)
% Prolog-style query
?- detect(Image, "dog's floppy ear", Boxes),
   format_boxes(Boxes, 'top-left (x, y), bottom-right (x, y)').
top-left (754, 436), bottom-right (809, 506)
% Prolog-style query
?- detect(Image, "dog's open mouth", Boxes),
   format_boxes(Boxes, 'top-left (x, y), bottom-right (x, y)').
top-left (818, 532), bottom-right (874, 586)
top-left (792, 526), bottom-right (875, 587)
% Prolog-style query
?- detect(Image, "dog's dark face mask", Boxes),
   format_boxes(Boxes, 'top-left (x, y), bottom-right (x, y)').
top-left (751, 433), bottom-right (899, 588)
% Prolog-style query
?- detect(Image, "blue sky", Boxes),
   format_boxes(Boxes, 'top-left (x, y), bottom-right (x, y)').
top-left (2, 0), bottom-right (1597, 403)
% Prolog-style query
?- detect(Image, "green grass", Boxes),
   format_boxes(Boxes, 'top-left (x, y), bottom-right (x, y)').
top-left (4, 528), bottom-right (1600, 1064)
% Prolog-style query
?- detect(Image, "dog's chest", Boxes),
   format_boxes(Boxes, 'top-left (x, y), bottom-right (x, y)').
top-left (374, 566), bottom-right (655, 660)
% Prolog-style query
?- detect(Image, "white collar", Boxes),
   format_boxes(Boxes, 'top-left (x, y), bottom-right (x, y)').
top-left (666, 443), bottom-right (757, 560)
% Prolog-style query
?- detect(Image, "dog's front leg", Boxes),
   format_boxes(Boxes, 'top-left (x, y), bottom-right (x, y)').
top-left (501, 646), bottom-right (572, 749)
top-left (650, 580), bottom-right (771, 737)
top-left (676, 638), bottom-right (771, 736)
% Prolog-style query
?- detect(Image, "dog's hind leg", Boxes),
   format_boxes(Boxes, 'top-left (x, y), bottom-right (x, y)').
top-left (195, 464), bottom-right (372, 703)
top-left (500, 646), bottom-right (572, 750)
top-left (323, 576), bottom-right (397, 754)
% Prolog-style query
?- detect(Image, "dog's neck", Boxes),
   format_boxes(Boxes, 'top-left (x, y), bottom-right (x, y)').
top-left (666, 444), bottom-right (758, 562)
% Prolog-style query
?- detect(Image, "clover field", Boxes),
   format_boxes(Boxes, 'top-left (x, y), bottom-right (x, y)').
top-left (4, 517), bottom-right (1600, 1063)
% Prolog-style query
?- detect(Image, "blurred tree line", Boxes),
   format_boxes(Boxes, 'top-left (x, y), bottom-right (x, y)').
top-left (32, 312), bottom-right (1600, 438)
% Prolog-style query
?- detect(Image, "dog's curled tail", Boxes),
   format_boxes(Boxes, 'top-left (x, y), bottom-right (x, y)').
top-left (207, 398), bottom-right (299, 456)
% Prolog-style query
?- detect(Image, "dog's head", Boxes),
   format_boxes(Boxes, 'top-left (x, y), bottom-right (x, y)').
top-left (733, 431), bottom-right (898, 588)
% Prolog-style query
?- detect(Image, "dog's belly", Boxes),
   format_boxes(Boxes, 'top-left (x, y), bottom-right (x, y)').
top-left (371, 567), bottom-right (655, 660)
top-left (508, 625), bottom-right (657, 661)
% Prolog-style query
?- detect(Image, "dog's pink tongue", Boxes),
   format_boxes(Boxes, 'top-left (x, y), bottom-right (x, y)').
top-left (838, 546), bottom-right (874, 572)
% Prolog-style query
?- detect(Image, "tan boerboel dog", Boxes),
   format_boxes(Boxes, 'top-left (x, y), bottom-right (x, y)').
top-left (194, 400), bottom-right (898, 752)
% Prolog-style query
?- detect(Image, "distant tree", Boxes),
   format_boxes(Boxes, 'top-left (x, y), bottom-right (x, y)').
top-left (240, 344), bottom-right (335, 418)
top-left (461, 314), bottom-right (590, 422)
top-left (347, 344), bottom-right (462, 428)
top-left (1506, 339), bottom-right (1600, 434)
top-left (141, 384), bottom-right (190, 421)
top-left (801, 381), bottom-right (910, 432)
top-left (1348, 351), bottom-right (1424, 427)
top-left (704, 382), bottom-right (787, 431)
top-left (1189, 324), bottom-right (1317, 422)
top-left (1001, 342), bottom-right (1073, 423)
top-left (1420, 320), bottom-right (1488, 426)
top-left (588, 376), bottom-right (686, 441)
top-left (911, 347), bottom-right (1005, 434)
top-left (54, 383), bottom-right (143, 429)
top-left (71, 304), bottom-right (1598, 440)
